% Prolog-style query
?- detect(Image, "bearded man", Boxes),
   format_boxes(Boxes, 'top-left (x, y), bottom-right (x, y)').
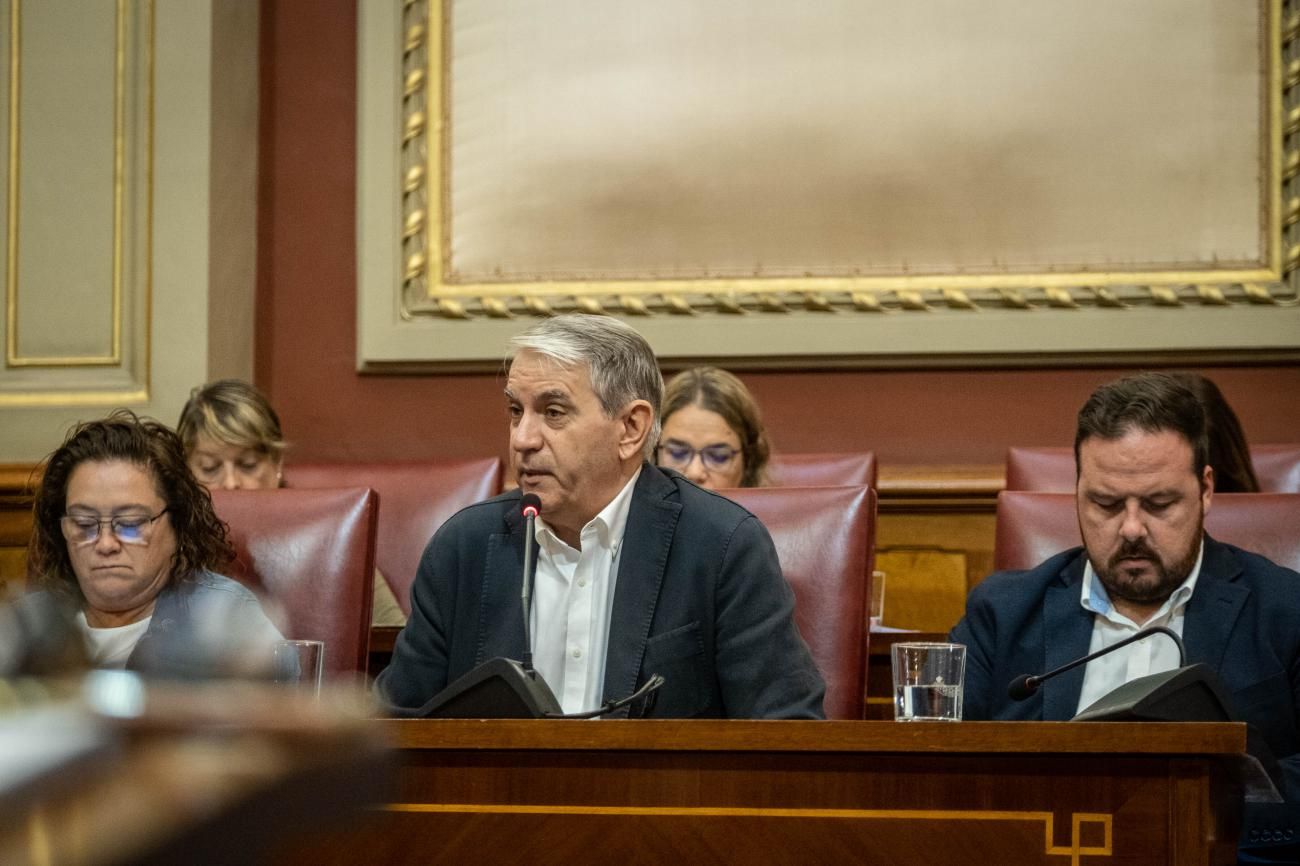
top-left (951, 373), bottom-right (1300, 800)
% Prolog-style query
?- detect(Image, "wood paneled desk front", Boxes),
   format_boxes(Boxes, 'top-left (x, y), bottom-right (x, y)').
top-left (275, 719), bottom-right (1248, 866)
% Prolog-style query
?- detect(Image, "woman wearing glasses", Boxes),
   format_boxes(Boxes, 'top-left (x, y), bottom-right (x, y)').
top-left (657, 367), bottom-right (771, 490)
top-left (26, 411), bottom-right (281, 672)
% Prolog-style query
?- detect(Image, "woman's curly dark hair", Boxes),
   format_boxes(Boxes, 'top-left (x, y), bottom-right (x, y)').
top-left (28, 410), bottom-right (235, 604)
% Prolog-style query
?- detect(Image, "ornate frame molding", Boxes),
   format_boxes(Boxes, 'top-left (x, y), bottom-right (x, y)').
top-left (358, 0), bottom-right (1300, 369)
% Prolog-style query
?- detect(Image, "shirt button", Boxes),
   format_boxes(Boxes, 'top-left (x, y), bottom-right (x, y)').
top-left (572, 648), bottom-right (582, 659)
top-left (578, 578), bottom-right (587, 588)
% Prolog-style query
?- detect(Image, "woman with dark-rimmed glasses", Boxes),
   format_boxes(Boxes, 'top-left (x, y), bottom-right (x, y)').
top-left (656, 367), bottom-right (771, 490)
top-left (26, 410), bottom-right (280, 673)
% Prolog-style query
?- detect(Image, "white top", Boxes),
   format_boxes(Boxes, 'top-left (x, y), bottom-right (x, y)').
top-left (76, 612), bottom-right (153, 670)
top-left (531, 468), bottom-right (640, 714)
top-left (1074, 541), bottom-right (1203, 715)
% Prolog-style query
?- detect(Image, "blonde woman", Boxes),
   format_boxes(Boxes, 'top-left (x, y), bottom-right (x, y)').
top-left (178, 380), bottom-right (406, 626)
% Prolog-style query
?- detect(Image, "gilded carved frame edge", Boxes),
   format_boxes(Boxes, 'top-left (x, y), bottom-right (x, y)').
top-left (392, 0), bottom-right (1296, 323)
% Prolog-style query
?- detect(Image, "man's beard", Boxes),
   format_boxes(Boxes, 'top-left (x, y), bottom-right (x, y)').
top-left (1092, 516), bottom-right (1203, 606)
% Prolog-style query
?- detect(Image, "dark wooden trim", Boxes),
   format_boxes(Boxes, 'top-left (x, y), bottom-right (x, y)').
top-left (376, 718), bottom-right (1246, 756)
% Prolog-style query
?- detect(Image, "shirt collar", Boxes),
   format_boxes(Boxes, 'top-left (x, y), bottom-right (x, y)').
top-left (535, 466), bottom-right (641, 555)
top-left (1080, 538), bottom-right (1204, 625)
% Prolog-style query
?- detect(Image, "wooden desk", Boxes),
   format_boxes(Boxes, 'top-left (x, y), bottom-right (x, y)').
top-left (276, 720), bottom-right (1247, 865)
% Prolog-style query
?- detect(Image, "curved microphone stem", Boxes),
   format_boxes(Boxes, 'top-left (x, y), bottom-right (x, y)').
top-left (1008, 625), bottom-right (1186, 701)
top-left (544, 674), bottom-right (666, 720)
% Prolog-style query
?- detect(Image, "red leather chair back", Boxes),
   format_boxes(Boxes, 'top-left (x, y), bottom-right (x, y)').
top-left (284, 458), bottom-right (503, 614)
top-left (768, 452), bottom-right (878, 489)
top-left (722, 485), bottom-right (875, 720)
top-left (1006, 445), bottom-right (1300, 494)
top-left (1003, 446), bottom-right (1075, 493)
top-left (1251, 444), bottom-right (1300, 493)
top-left (995, 491), bottom-right (1300, 574)
top-left (211, 487), bottom-right (378, 677)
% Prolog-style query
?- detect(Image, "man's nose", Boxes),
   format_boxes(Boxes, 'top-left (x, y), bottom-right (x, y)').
top-left (511, 414), bottom-right (542, 451)
top-left (1119, 501), bottom-right (1147, 541)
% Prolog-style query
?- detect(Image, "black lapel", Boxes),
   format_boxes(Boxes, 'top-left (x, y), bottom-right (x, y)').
top-left (1181, 535), bottom-right (1248, 670)
top-left (475, 498), bottom-right (530, 664)
top-left (601, 466), bottom-right (682, 708)
top-left (1041, 551), bottom-right (1094, 720)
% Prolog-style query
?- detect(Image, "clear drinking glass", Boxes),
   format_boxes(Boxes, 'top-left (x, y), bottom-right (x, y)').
top-left (869, 570), bottom-right (887, 630)
top-left (272, 639), bottom-right (325, 698)
top-left (891, 641), bottom-right (965, 721)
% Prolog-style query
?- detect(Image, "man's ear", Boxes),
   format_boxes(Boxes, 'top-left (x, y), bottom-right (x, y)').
top-left (1200, 463), bottom-right (1214, 514)
top-left (617, 400), bottom-right (655, 461)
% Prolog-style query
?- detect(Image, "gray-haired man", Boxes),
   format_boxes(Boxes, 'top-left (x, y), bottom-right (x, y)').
top-left (378, 315), bottom-right (825, 718)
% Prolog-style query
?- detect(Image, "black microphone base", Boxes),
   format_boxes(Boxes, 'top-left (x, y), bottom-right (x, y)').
top-left (1071, 663), bottom-right (1233, 723)
top-left (407, 658), bottom-right (563, 719)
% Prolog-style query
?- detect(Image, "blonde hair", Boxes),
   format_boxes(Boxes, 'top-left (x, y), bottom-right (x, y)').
top-left (177, 379), bottom-right (286, 460)
top-left (661, 367), bottom-right (771, 487)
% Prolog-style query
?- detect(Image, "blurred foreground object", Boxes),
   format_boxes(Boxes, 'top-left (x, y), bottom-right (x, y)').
top-left (0, 674), bottom-right (391, 866)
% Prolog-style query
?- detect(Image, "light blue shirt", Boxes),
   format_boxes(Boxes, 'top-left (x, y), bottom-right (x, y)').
top-left (1074, 540), bottom-right (1203, 714)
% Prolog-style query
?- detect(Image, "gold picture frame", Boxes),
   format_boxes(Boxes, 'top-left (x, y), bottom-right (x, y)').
top-left (357, 0), bottom-right (1300, 370)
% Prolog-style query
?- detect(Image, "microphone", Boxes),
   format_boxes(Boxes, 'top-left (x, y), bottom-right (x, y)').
top-left (519, 493), bottom-right (541, 673)
top-left (1007, 625), bottom-right (1186, 701)
top-left (383, 490), bottom-right (667, 720)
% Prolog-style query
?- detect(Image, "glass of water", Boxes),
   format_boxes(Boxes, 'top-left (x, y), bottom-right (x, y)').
top-left (272, 639), bottom-right (325, 698)
top-left (891, 642), bottom-right (965, 721)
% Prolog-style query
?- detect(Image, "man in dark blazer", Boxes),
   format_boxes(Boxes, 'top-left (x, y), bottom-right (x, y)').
top-left (951, 373), bottom-right (1300, 862)
top-left (954, 537), bottom-right (1300, 791)
top-left (377, 315), bottom-right (824, 719)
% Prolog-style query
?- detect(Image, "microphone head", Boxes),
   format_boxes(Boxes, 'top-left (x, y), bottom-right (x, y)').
top-left (1007, 674), bottom-right (1040, 701)
top-left (520, 493), bottom-right (542, 519)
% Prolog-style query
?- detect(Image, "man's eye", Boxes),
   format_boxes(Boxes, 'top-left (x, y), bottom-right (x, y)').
top-left (507, 405), bottom-right (522, 418)
top-left (545, 406), bottom-right (566, 420)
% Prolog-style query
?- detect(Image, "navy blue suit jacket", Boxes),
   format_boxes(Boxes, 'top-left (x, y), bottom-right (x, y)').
top-left (951, 535), bottom-right (1300, 799)
top-left (377, 464), bottom-right (825, 719)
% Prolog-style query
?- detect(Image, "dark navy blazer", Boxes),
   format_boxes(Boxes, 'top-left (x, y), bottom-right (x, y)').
top-left (951, 535), bottom-right (1300, 799)
top-left (377, 464), bottom-right (826, 719)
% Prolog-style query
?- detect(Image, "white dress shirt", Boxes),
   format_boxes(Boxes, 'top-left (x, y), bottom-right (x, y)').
top-left (531, 468), bottom-right (640, 714)
top-left (1074, 541), bottom-right (1203, 715)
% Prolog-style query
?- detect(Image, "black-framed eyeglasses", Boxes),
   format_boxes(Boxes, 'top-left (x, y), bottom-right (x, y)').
top-left (60, 509), bottom-right (169, 546)
top-left (657, 442), bottom-right (741, 471)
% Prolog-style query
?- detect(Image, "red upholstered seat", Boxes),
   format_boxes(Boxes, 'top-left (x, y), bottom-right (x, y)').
top-left (768, 452), bottom-right (877, 489)
top-left (994, 491), bottom-right (1300, 574)
top-left (1003, 447), bottom-right (1076, 493)
top-left (1005, 445), bottom-right (1300, 493)
top-left (284, 459), bottom-right (503, 614)
top-left (210, 487), bottom-right (378, 677)
top-left (1251, 444), bottom-right (1300, 494)
top-left (721, 485), bottom-right (875, 720)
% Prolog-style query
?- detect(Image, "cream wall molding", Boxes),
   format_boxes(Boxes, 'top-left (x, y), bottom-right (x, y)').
top-left (0, 1), bottom-right (259, 460)
top-left (2, 0), bottom-right (152, 398)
